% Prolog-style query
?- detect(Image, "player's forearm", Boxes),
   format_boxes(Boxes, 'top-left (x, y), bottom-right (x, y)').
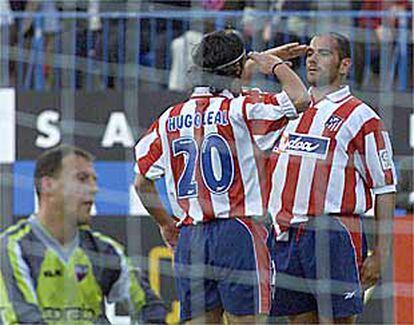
top-left (273, 64), bottom-right (310, 113)
top-left (134, 174), bottom-right (173, 227)
top-left (373, 192), bottom-right (395, 259)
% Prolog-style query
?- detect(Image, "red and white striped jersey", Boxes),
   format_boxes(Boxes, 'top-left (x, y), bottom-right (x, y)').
top-left (135, 86), bottom-right (297, 224)
top-left (267, 86), bottom-right (397, 231)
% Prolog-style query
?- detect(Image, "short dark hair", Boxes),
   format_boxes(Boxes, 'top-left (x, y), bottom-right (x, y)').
top-left (326, 32), bottom-right (351, 60)
top-left (34, 144), bottom-right (94, 197)
top-left (191, 29), bottom-right (245, 91)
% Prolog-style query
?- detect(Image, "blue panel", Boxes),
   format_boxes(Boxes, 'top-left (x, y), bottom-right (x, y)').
top-left (13, 161), bottom-right (173, 217)
top-left (13, 161), bottom-right (36, 216)
top-left (155, 177), bottom-right (173, 216)
top-left (95, 161), bottom-right (132, 215)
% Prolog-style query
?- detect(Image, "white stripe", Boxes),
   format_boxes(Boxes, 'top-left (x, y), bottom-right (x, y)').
top-left (253, 131), bottom-right (284, 151)
top-left (204, 98), bottom-right (231, 219)
top-left (324, 104), bottom-right (375, 213)
top-left (354, 176), bottom-right (367, 212)
top-left (293, 100), bottom-right (337, 215)
top-left (177, 101), bottom-right (204, 222)
top-left (0, 88), bottom-right (15, 163)
top-left (12, 241), bottom-right (38, 303)
top-left (382, 131), bottom-right (397, 184)
top-left (336, 218), bottom-right (362, 286)
top-left (245, 102), bottom-right (285, 121)
top-left (229, 99), bottom-right (262, 216)
top-left (134, 130), bottom-right (157, 160)
top-left (160, 109), bottom-right (186, 220)
top-left (365, 133), bottom-right (386, 188)
top-left (235, 219), bottom-right (263, 313)
top-left (268, 154), bottom-right (289, 222)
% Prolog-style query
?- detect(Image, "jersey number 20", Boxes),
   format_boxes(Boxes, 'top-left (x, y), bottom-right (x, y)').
top-left (172, 134), bottom-right (234, 198)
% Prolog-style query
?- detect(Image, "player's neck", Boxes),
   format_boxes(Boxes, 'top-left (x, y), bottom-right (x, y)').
top-left (37, 206), bottom-right (78, 245)
top-left (310, 83), bottom-right (342, 103)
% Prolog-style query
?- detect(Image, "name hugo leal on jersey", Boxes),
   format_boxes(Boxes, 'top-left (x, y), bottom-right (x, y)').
top-left (274, 132), bottom-right (330, 159)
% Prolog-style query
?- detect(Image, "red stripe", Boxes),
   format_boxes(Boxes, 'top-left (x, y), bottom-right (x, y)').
top-left (249, 118), bottom-right (288, 136)
top-left (343, 117), bottom-right (391, 212)
top-left (137, 121), bottom-right (162, 176)
top-left (307, 97), bottom-right (362, 216)
top-left (254, 148), bottom-right (272, 214)
top-left (341, 151), bottom-right (358, 213)
top-left (338, 216), bottom-right (364, 270)
top-left (217, 99), bottom-right (246, 217)
top-left (193, 98), bottom-right (215, 222)
top-left (276, 107), bottom-right (317, 229)
top-left (237, 218), bottom-right (271, 313)
top-left (166, 103), bottom-right (190, 215)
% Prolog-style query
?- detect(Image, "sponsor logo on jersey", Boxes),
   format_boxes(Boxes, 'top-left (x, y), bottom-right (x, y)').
top-left (325, 115), bottom-right (343, 132)
top-left (75, 264), bottom-right (89, 282)
top-left (274, 132), bottom-right (330, 159)
top-left (43, 307), bottom-right (96, 321)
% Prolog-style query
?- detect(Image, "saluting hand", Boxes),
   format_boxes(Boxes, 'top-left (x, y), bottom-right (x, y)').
top-left (248, 52), bottom-right (284, 75)
top-left (264, 42), bottom-right (308, 60)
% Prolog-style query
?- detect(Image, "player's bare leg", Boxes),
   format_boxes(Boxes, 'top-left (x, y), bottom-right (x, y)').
top-left (224, 312), bottom-right (267, 324)
top-left (185, 306), bottom-right (223, 324)
top-left (288, 311), bottom-right (318, 324)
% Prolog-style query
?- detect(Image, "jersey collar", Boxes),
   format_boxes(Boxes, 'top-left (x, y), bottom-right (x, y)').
top-left (191, 86), bottom-right (235, 99)
top-left (309, 85), bottom-right (352, 106)
top-left (29, 214), bottom-right (80, 263)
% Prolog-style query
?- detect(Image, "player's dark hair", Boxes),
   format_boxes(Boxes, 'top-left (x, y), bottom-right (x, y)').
top-left (190, 29), bottom-right (246, 93)
top-left (327, 32), bottom-right (351, 60)
top-left (34, 144), bottom-right (94, 198)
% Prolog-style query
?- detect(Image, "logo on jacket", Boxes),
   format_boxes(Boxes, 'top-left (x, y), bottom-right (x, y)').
top-left (274, 132), bottom-right (330, 159)
top-left (325, 115), bottom-right (343, 132)
top-left (75, 264), bottom-right (89, 282)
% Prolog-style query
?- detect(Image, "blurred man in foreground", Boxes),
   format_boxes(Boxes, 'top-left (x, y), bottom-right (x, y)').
top-left (0, 144), bottom-right (167, 324)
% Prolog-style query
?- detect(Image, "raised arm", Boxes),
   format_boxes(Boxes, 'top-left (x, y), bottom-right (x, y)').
top-left (247, 51), bottom-right (310, 113)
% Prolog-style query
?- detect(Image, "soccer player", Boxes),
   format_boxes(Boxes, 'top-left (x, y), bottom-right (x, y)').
top-left (134, 29), bottom-right (310, 324)
top-left (267, 32), bottom-right (397, 324)
top-left (0, 145), bottom-right (167, 324)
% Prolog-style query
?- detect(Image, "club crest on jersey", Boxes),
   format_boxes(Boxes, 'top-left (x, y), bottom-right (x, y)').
top-left (325, 115), bottom-right (343, 132)
top-left (274, 132), bottom-right (330, 159)
top-left (75, 264), bottom-right (89, 282)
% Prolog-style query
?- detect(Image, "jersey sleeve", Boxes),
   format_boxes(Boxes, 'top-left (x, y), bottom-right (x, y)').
top-left (352, 117), bottom-right (397, 194)
top-left (243, 91), bottom-right (296, 151)
top-left (0, 236), bottom-right (44, 324)
top-left (134, 119), bottom-right (166, 180)
top-left (106, 242), bottom-right (167, 323)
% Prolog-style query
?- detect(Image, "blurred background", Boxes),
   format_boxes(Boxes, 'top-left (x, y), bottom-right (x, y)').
top-left (0, 0), bottom-right (412, 323)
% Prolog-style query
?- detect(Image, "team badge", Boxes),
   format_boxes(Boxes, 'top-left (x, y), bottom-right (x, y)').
top-left (325, 115), bottom-right (343, 132)
top-left (75, 264), bottom-right (89, 282)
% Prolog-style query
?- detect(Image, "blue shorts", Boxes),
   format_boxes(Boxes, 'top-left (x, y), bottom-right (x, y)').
top-left (174, 218), bottom-right (271, 321)
top-left (268, 216), bottom-right (367, 319)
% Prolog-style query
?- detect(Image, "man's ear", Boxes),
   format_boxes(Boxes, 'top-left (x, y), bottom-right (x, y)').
top-left (40, 176), bottom-right (55, 194)
top-left (339, 58), bottom-right (352, 76)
